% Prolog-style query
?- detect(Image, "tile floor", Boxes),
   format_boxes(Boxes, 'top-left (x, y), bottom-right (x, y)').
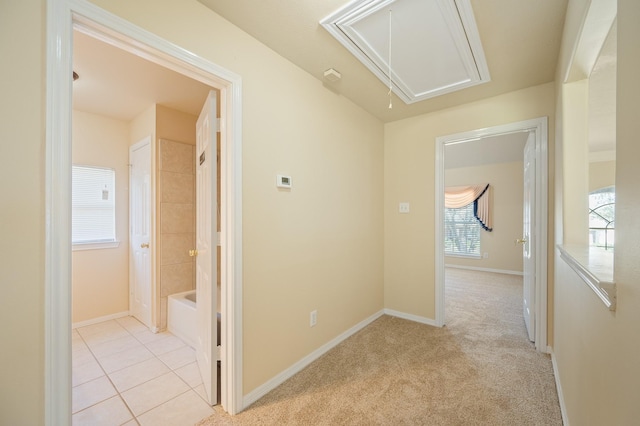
top-left (72, 316), bottom-right (215, 426)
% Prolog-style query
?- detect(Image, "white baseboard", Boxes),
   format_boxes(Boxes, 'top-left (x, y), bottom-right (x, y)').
top-left (242, 309), bottom-right (385, 409)
top-left (383, 309), bottom-right (439, 327)
top-left (445, 264), bottom-right (523, 276)
top-left (72, 311), bottom-right (130, 329)
top-left (550, 350), bottom-right (569, 426)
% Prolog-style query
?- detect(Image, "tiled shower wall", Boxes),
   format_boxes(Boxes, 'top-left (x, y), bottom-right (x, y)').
top-left (158, 139), bottom-right (195, 330)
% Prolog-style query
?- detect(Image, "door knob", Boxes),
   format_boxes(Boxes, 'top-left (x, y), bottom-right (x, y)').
top-left (515, 238), bottom-right (527, 244)
top-left (189, 249), bottom-right (198, 257)
top-left (140, 243), bottom-right (149, 248)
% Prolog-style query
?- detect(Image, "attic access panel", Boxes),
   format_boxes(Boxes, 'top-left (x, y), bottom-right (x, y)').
top-left (321, 0), bottom-right (490, 104)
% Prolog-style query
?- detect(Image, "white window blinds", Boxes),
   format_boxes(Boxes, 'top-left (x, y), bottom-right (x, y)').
top-left (72, 165), bottom-right (116, 244)
top-left (444, 203), bottom-right (481, 257)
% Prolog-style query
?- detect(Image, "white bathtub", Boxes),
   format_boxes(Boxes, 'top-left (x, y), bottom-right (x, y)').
top-left (168, 290), bottom-right (196, 348)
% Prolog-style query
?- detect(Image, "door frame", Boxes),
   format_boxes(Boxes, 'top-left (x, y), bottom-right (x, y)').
top-left (434, 117), bottom-right (548, 352)
top-left (45, 0), bottom-right (244, 423)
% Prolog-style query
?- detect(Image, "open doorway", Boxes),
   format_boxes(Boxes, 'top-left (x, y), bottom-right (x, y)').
top-left (442, 133), bottom-right (528, 329)
top-left (71, 26), bottom-right (221, 421)
top-left (435, 117), bottom-right (548, 352)
top-left (45, 1), bottom-right (243, 423)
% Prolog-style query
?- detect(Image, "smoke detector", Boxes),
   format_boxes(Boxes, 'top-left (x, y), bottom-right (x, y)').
top-left (323, 68), bottom-right (341, 82)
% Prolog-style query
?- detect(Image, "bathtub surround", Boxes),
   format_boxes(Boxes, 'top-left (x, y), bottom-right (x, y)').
top-left (159, 139), bottom-right (196, 330)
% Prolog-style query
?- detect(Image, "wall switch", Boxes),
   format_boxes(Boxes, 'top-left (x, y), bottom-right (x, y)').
top-left (310, 310), bottom-right (317, 327)
top-left (399, 202), bottom-right (410, 213)
top-left (483, 252), bottom-right (489, 259)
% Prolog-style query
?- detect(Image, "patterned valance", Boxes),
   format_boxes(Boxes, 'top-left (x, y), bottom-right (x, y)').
top-left (445, 184), bottom-right (492, 231)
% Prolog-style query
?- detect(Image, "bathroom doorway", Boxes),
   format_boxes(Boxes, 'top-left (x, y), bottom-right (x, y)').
top-left (46, 1), bottom-right (244, 422)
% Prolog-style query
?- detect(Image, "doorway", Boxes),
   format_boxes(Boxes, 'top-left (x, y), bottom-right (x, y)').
top-left (435, 117), bottom-right (548, 352)
top-left (45, 1), bottom-right (243, 422)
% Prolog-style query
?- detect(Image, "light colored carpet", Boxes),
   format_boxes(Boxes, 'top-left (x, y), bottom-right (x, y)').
top-left (198, 269), bottom-right (562, 425)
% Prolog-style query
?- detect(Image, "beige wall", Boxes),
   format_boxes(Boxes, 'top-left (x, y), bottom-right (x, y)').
top-left (384, 82), bottom-right (555, 320)
top-left (88, 0), bottom-right (385, 394)
top-left (72, 110), bottom-right (131, 323)
top-left (0, 0), bottom-right (45, 423)
top-left (589, 160), bottom-right (615, 191)
top-left (445, 161), bottom-right (524, 273)
top-left (553, 0), bottom-right (640, 423)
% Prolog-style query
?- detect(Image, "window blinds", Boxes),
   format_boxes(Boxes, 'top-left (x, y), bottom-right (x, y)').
top-left (72, 165), bottom-right (116, 243)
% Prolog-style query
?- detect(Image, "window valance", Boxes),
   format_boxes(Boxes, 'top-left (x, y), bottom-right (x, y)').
top-left (444, 183), bottom-right (492, 231)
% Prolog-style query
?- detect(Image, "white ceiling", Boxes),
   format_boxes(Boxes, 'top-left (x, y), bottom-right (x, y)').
top-left (444, 132), bottom-right (529, 169)
top-left (73, 0), bottom-right (569, 124)
top-left (198, 0), bottom-right (568, 122)
top-left (73, 30), bottom-right (213, 121)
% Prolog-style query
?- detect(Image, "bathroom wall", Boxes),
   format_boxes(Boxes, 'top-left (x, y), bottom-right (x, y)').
top-left (156, 105), bottom-right (198, 330)
top-left (71, 110), bottom-right (131, 324)
top-left (445, 160), bottom-right (524, 273)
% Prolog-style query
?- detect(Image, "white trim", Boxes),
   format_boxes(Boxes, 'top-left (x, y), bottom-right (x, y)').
top-left (445, 264), bottom-right (524, 276)
top-left (383, 309), bottom-right (439, 327)
top-left (319, 0), bottom-right (490, 104)
top-left (557, 245), bottom-right (616, 310)
top-left (435, 117), bottom-right (548, 352)
top-left (72, 311), bottom-right (129, 329)
top-left (550, 350), bottom-right (570, 426)
top-left (243, 310), bottom-right (385, 408)
top-left (45, 0), bottom-right (244, 422)
top-left (72, 241), bottom-right (120, 251)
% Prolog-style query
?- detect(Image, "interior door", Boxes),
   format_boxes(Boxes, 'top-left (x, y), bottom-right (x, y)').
top-left (522, 133), bottom-right (536, 342)
top-left (129, 137), bottom-right (152, 328)
top-left (195, 90), bottom-right (218, 405)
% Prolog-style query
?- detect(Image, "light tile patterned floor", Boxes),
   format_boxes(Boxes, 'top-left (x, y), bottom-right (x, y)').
top-left (72, 316), bottom-right (214, 426)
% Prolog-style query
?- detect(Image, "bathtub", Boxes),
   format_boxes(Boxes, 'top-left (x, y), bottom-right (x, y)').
top-left (168, 290), bottom-right (197, 348)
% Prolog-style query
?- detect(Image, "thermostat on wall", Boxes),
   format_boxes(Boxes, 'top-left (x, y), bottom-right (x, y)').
top-left (276, 175), bottom-right (292, 189)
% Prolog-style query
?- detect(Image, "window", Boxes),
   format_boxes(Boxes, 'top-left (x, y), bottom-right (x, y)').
top-left (72, 165), bottom-right (116, 245)
top-left (445, 203), bottom-right (481, 257)
top-left (589, 186), bottom-right (615, 250)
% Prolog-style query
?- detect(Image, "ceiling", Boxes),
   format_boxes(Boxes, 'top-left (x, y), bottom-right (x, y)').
top-left (73, 0), bottom-right (569, 124)
top-left (198, 0), bottom-right (569, 122)
top-left (73, 30), bottom-right (213, 121)
top-left (445, 132), bottom-right (529, 169)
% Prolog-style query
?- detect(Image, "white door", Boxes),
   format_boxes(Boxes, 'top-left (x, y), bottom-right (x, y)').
top-left (522, 133), bottom-right (536, 342)
top-left (129, 138), bottom-right (152, 328)
top-left (195, 90), bottom-right (218, 405)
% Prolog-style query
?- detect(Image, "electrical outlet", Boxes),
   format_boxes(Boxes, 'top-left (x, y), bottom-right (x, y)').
top-left (483, 252), bottom-right (489, 259)
top-left (399, 202), bottom-right (410, 213)
top-left (310, 310), bottom-right (317, 327)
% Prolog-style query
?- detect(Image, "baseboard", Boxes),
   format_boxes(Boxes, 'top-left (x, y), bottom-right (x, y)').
top-left (383, 309), bottom-right (439, 327)
top-left (550, 350), bottom-right (569, 426)
top-left (72, 311), bottom-right (130, 329)
top-left (242, 309), bottom-right (385, 409)
top-left (445, 264), bottom-right (523, 276)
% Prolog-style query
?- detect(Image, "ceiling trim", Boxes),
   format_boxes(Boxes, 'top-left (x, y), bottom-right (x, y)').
top-left (320, 0), bottom-right (491, 104)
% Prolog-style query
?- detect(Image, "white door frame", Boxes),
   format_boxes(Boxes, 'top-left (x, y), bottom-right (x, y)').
top-left (45, 1), bottom-right (244, 423)
top-left (434, 117), bottom-right (548, 352)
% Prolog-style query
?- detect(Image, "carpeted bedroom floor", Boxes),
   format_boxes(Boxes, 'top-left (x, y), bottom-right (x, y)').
top-left (197, 269), bottom-right (562, 425)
